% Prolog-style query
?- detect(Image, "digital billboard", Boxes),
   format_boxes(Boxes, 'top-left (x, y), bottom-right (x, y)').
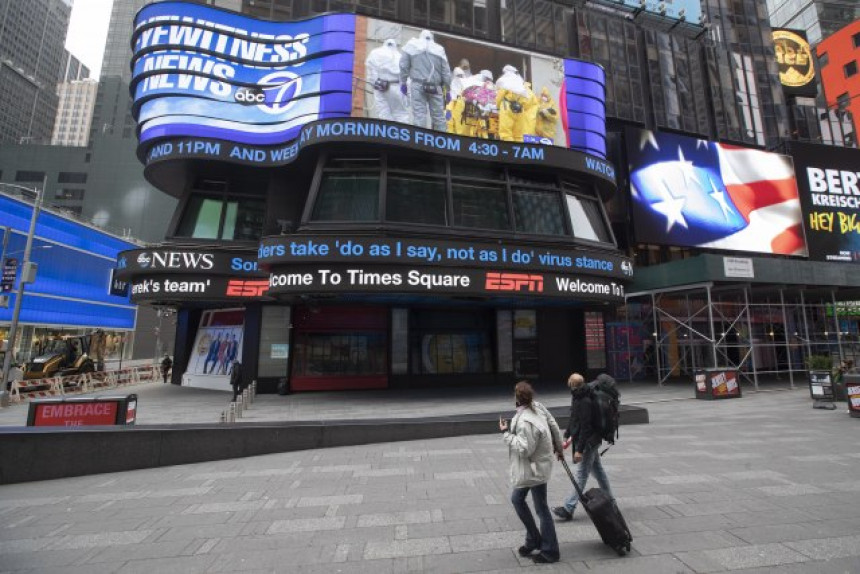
top-left (789, 142), bottom-right (860, 262)
top-left (131, 2), bottom-right (607, 158)
top-left (626, 128), bottom-right (807, 256)
top-left (772, 29), bottom-right (817, 98)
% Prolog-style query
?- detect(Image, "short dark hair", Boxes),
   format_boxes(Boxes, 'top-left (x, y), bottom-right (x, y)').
top-left (514, 381), bottom-right (534, 408)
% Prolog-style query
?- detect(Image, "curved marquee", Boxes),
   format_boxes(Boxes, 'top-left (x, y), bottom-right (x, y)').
top-left (131, 1), bottom-right (609, 160)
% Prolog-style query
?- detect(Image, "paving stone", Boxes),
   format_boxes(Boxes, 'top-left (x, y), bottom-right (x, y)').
top-left (631, 531), bottom-right (741, 555)
top-left (415, 548), bottom-right (519, 573)
top-left (699, 542), bottom-right (810, 570)
top-left (584, 554), bottom-right (694, 573)
top-left (363, 537), bottom-right (451, 559)
top-left (266, 516), bottom-right (346, 533)
top-left (785, 534), bottom-right (860, 560)
top-left (356, 510), bottom-right (433, 527)
top-left (85, 540), bottom-right (195, 563)
top-left (297, 494), bottom-right (364, 507)
top-left (115, 554), bottom-right (218, 574)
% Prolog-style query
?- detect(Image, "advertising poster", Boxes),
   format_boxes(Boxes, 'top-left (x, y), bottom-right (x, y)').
top-left (789, 142), bottom-right (860, 262)
top-left (710, 370), bottom-right (739, 397)
top-left (772, 29), bottom-right (817, 98)
top-left (626, 128), bottom-right (806, 256)
top-left (184, 308), bottom-right (244, 391)
top-left (355, 17), bottom-right (568, 147)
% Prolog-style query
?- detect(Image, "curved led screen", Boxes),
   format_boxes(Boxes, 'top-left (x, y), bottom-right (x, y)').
top-left (131, 2), bottom-right (607, 158)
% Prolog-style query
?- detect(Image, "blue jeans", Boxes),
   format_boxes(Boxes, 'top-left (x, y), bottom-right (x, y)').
top-left (511, 482), bottom-right (559, 560)
top-left (564, 444), bottom-right (614, 511)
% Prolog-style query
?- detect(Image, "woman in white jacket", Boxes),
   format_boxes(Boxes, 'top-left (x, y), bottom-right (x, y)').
top-left (500, 381), bottom-right (563, 563)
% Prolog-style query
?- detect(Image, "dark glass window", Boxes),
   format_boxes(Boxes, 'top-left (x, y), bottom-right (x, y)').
top-left (386, 174), bottom-right (447, 225)
top-left (452, 181), bottom-right (509, 230)
top-left (312, 173), bottom-right (379, 221)
top-left (845, 60), bottom-right (858, 78)
top-left (57, 172), bottom-right (88, 184)
top-left (15, 171), bottom-right (45, 182)
top-left (853, 32), bottom-right (860, 49)
top-left (176, 195), bottom-right (265, 240)
top-left (55, 188), bottom-right (85, 200)
top-left (513, 188), bottom-right (564, 235)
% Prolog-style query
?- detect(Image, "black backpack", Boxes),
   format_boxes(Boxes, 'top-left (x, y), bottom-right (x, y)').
top-left (588, 374), bottom-right (620, 445)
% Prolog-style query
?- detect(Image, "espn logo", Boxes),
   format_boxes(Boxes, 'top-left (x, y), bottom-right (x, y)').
top-left (485, 272), bottom-right (544, 292)
top-left (226, 279), bottom-right (270, 297)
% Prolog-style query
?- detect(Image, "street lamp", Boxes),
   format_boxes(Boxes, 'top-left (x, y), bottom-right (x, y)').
top-left (0, 177), bottom-right (47, 403)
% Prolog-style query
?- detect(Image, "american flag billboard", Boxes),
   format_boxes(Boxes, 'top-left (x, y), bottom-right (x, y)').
top-left (626, 128), bottom-right (807, 256)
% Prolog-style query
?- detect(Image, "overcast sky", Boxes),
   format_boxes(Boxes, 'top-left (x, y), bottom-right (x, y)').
top-left (65, 0), bottom-right (113, 79)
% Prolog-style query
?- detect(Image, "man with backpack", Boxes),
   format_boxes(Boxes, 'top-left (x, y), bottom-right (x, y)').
top-left (552, 372), bottom-right (616, 521)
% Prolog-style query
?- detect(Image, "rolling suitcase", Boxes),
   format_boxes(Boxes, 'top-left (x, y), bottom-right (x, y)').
top-left (560, 458), bottom-right (632, 556)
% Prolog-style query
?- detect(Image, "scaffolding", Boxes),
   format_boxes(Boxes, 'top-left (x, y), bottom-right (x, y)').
top-left (610, 283), bottom-right (860, 388)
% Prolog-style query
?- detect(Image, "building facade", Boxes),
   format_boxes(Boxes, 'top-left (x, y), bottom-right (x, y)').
top-left (117, 1), bottom-right (860, 393)
top-left (0, 0), bottom-right (73, 145)
top-left (816, 20), bottom-right (860, 148)
top-left (52, 79), bottom-right (99, 147)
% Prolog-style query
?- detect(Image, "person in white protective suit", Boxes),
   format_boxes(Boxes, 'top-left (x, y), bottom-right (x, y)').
top-left (365, 39), bottom-right (410, 123)
top-left (399, 30), bottom-right (452, 131)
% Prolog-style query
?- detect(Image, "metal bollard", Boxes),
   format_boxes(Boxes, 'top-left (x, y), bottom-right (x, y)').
top-left (220, 410), bottom-right (227, 423)
top-left (250, 380), bottom-right (257, 400)
top-left (227, 402), bottom-right (236, 423)
top-left (235, 395), bottom-right (244, 418)
top-left (242, 388), bottom-right (250, 408)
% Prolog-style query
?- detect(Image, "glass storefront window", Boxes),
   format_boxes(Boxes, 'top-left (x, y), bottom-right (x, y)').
top-left (513, 188), bottom-right (565, 235)
top-left (292, 333), bottom-right (387, 376)
top-left (452, 181), bottom-right (509, 230)
top-left (386, 174), bottom-right (447, 225)
top-left (313, 173), bottom-right (380, 221)
top-left (409, 309), bottom-right (493, 374)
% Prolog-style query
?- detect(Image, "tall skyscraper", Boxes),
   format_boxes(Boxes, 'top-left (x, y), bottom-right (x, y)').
top-left (59, 51), bottom-right (90, 83)
top-left (0, 0), bottom-right (73, 144)
top-left (767, 0), bottom-right (859, 46)
top-left (52, 78), bottom-right (98, 146)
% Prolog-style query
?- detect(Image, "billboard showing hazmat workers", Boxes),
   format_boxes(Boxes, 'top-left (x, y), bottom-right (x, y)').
top-left (356, 18), bottom-right (569, 147)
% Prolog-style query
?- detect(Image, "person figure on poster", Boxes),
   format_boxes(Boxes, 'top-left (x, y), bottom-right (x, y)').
top-left (500, 381), bottom-right (563, 564)
top-left (496, 65), bottom-right (531, 142)
top-left (160, 353), bottom-right (172, 384)
top-left (230, 360), bottom-right (243, 400)
top-left (521, 81), bottom-right (539, 138)
top-left (217, 332), bottom-right (231, 375)
top-left (365, 38), bottom-right (410, 123)
top-left (203, 333), bottom-right (221, 374)
top-left (226, 333), bottom-right (239, 369)
top-left (446, 66), bottom-right (469, 134)
top-left (399, 29), bottom-right (452, 131)
top-left (535, 87), bottom-right (558, 142)
top-left (553, 373), bottom-right (615, 521)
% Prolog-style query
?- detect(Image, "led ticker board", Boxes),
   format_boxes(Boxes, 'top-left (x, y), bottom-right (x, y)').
top-left (772, 28), bottom-right (817, 98)
top-left (131, 2), bottom-right (608, 158)
top-left (626, 128), bottom-right (807, 256)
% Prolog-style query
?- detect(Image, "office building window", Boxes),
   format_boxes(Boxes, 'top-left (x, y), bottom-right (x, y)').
top-left (845, 60), bottom-right (858, 78)
top-left (176, 194), bottom-right (265, 241)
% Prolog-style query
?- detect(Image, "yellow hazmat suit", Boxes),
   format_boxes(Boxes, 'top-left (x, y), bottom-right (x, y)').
top-left (495, 66), bottom-right (530, 142)
top-left (535, 87), bottom-right (558, 142)
top-left (521, 82), bottom-right (539, 138)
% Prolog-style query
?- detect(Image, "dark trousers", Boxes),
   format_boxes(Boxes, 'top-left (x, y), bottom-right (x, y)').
top-left (511, 482), bottom-right (559, 560)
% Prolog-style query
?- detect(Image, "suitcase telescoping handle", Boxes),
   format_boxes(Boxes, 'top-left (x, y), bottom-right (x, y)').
top-left (560, 458), bottom-right (586, 502)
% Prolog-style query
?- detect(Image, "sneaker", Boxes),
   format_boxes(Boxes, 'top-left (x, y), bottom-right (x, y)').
top-left (517, 545), bottom-right (537, 556)
top-left (552, 506), bottom-right (572, 521)
top-left (532, 553), bottom-right (559, 564)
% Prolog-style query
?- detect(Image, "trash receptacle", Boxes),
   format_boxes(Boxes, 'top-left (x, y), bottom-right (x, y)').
top-left (277, 378), bottom-right (290, 395)
top-left (695, 369), bottom-right (741, 400)
top-left (27, 394), bottom-right (137, 427)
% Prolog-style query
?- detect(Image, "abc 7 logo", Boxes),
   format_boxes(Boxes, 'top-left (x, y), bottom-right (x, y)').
top-left (233, 71), bottom-right (302, 115)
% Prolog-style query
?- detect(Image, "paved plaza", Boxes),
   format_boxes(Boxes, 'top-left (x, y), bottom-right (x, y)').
top-left (1, 386), bottom-right (859, 573)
